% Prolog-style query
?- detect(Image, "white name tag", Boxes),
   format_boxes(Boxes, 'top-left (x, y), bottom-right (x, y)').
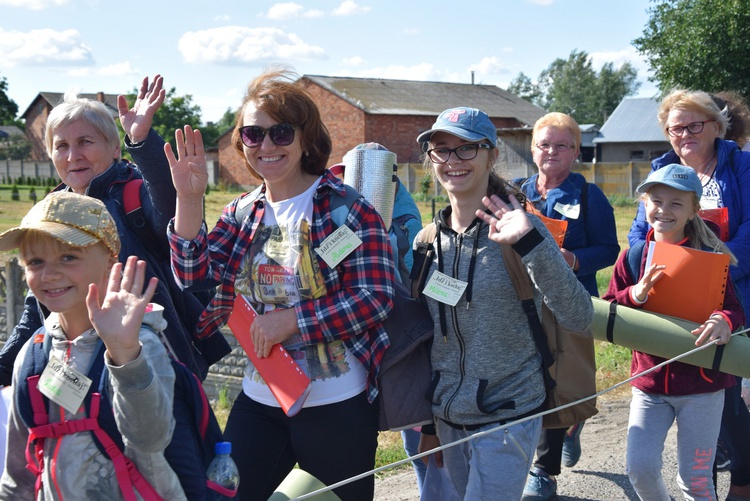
top-left (39, 355), bottom-right (92, 414)
top-left (315, 225), bottom-right (362, 268)
top-left (422, 270), bottom-right (468, 307)
top-left (700, 196), bottom-right (720, 210)
top-left (554, 202), bottom-right (580, 219)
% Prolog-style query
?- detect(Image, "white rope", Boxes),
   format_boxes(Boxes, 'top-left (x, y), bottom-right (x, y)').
top-left (292, 327), bottom-right (750, 500)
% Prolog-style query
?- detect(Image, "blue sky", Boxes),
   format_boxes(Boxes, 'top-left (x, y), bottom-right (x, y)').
top-left (1, 0), bottom-right (657, 124)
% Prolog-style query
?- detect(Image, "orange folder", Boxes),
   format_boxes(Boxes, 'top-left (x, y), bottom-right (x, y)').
top-left (527, 205), bottom-right (567, 248)
top-left (643, 241), bottom-right (729, 324)
top-left (699, 207), bottom-right (730, 242)
top-left (227, 295), bottom-right (311, 416)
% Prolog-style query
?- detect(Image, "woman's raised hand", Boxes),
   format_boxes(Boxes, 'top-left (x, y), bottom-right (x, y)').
top-left (165, 125), bottom-right (208, 200)
top-left (118, 75), bottom-right (166, 144)
top-left (476, 194), bottom-right (533, 245)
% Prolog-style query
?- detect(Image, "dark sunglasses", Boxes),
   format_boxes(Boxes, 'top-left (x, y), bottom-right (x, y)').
top-left (238, 123), bottom-right (296, 147)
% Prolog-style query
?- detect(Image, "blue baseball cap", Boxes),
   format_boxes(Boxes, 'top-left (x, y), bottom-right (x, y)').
top-left (417, 107), bottom-right (497, 148)
top-left (636, 164), bottom-right (702, 200)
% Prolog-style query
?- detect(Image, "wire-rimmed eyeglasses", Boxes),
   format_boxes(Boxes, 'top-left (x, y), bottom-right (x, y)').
top-left (426, 143), bottom-right (493, 164)
top-left (534, 142), bottom-right (575, 153)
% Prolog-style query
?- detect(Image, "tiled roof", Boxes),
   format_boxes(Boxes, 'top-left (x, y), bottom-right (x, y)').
top-left (303, 75), bottom-right (546, 127)
top-left (594, 97), bottom-right (666, 143)
top-left (22, 92), bottom-right (120, 118)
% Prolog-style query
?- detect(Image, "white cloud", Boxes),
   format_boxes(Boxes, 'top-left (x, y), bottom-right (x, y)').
top-left (264, 3), bottom-right (323, 19)
top-left (0, 28), bottom-right (93, 67)
top-left (68, 61), bottom-right (139, 77)
top-left (0, 0), bottom-right (69, 9)
top-left (468, 56), bottom-right (513, 76)
top-left (332, 1), bottom-right (371, 16)
top-left (214, 14), bottom-right (231, 21)
top-left (342, 56), bottom-right (365, 66)
top-left (178, 26), bottom-right (326, 64)
top-left (526, 0), bottom-right (554, 5)
top-left (590, 46), bottom-right (648, 73)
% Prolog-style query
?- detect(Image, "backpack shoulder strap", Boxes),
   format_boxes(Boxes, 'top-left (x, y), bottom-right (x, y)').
top-left (499, 244), bottom-right (555, 388)
top-left (16, 328), bottom-right (52, 429)
top-left (234, 185), bottom-right (264, 224)
top-left (330, 184), bottom-right (361, 227)
top-left (410, 223), bottom-right (437, 299)
top-left (626, 240), bottom-right (647, 284)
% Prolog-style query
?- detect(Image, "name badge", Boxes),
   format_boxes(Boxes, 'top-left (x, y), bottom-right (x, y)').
top-left (315, 225), bottom-right (362, 268)
top-left (422, 270), bottom-right (468, 306)
top-left (554, 202), bottom-right (580, 219)
top-left (39, 355), bottom-right (92, 414)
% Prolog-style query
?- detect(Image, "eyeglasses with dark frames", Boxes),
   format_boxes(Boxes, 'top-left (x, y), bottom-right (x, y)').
top-left (239, 123), bottom-right (296, 148)
top-left (666, 120), bottom-right (715, 138)
top-left (426, 143), bottom-right (493, 164)
top-left (535, 142), bottom-right (575, 153)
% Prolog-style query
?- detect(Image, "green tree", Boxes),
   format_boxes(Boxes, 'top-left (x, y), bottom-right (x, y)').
top-left (507, 50), bottom-right (640, 125)
top-left (507, 72), bottom-right (543, 107)
top-left (200, 108), bottom-right (237, 148)
top-left (121, 86), bottom-right (202, 151)
top-left (0, 74), bottom-right (22, 127)
top-left (0, 135), bottom-right (32, 160)
top-left (633, 0), bottom-right (750, 99)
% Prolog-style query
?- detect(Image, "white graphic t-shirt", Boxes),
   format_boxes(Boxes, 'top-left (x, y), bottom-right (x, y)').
top-left (235, 178), bottom-right (366, 407)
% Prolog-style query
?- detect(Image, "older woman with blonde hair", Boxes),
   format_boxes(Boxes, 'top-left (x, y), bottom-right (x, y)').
top-left (628, 88), bottom-right (750, 501)
top-left (515, 112), bottom-right (619, 501)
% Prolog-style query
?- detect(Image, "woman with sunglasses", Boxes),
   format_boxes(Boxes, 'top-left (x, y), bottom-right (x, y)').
top-left (628, 89), bottom-right (750, 501)
top-left (166, 68), bottom-right (395, 501)
top-left (413, 107), bottom-right (593, 500)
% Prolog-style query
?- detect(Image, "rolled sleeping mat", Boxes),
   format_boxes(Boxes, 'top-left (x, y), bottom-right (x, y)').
top-left (267, 468), bottom-right (341, 500)
top-left (343, 144), bottom-right (397, 229)
top-left (591, 297), bottom-right (750, 378)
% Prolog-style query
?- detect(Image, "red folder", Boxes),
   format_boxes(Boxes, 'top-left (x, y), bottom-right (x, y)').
top-left (227, 295), bottom-right (311, 416)
top-left (699, 207), bottom-right (730, 242)
top-left (644, 241), bottom-right (729, 324)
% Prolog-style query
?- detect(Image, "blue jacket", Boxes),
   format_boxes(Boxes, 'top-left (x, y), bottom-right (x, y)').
top-left (392, 179), bottom-right (423, 272)
top-left (0, 130), bottom-right (230, 384)
top-left (516, 172), bottom-right (620, 296)
top-left (628, 138), bottom-right (750, 313)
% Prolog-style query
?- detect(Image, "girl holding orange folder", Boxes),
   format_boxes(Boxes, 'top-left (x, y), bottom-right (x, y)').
top-left (604, 164), bottom-right (745, 501)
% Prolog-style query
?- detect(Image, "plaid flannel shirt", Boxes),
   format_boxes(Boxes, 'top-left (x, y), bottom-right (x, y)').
top-left (168, 172), bottom-right (395, 401)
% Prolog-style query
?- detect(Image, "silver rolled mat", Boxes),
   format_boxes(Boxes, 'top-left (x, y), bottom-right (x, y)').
top-left (342, 146), bottom-right (397, 229)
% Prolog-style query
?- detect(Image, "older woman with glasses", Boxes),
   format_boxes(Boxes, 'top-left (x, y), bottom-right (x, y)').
top-left (414, 107), bottom-right (593, 500)
top-left (628, 89), bottom-right (750, 501)
top-left (514, 112), bottom-right (619, 501)
top-left (166, 68), bottom-right (395, 500)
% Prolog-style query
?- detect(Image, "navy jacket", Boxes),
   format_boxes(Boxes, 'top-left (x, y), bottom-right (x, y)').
top-left (516, 172), bottom-right (620, 297)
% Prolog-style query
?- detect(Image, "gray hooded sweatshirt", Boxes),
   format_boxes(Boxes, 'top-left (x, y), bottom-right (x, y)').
top-left (420, 208), bottom-right (593, 427)
top-left (0, 307), bottom-right (186, 500)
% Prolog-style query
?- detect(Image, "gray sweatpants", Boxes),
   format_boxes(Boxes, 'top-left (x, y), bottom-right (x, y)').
top-left (626, 387), bottom-right (724, 501)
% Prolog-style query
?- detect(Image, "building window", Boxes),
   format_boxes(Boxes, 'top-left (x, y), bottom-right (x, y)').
top-left (630, 150), bottom-right (645, 160)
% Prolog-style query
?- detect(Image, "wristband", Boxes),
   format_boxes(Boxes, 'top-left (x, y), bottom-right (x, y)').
top-left (571, 253), bottom-right (578, 271)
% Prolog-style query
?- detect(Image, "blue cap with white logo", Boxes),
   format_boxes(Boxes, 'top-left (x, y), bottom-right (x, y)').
top-left (636, 163), bottom-right (703, 200)
top-left (417, 107), bottom-right (497, 148)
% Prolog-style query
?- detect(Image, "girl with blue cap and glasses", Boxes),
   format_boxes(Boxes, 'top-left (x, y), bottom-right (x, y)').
top-left (413, 106), bottom-right (593, 500)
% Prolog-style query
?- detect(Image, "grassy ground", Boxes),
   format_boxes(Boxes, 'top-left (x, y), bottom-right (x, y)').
top-left (0, 184), bottom-right (638, 469)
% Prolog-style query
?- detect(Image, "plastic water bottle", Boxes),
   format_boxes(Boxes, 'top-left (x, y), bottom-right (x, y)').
top-left (207, 442), bottom-right (240, 500)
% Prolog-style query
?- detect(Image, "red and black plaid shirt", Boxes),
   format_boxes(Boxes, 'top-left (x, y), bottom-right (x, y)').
top-left (169, 172), bottom-right (395, 401)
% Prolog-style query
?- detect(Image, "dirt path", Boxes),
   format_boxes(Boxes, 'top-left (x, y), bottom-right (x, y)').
top-left (374, 396), bottom-right (732, 500)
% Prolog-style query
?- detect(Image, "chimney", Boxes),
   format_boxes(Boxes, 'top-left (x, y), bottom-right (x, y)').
top-left (97, 92), bottom-right (105, 103)
top-left (471, 71), bottom-right (475, 85)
